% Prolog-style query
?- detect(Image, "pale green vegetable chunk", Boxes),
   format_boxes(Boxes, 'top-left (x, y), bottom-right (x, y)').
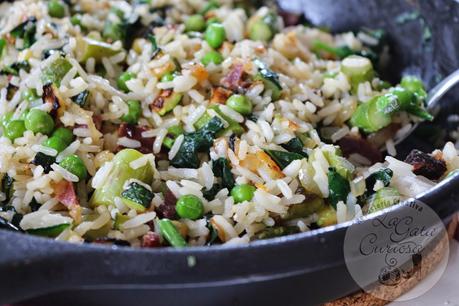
top-left (90, 149), bottom-right (153, 207)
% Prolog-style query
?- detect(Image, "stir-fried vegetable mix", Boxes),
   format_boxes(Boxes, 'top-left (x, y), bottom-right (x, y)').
top-left (0, 0), bottom-right (453, 248)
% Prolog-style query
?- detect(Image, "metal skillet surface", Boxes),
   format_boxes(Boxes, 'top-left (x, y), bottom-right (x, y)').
top-left (2, 0), bottom-right (459, 305)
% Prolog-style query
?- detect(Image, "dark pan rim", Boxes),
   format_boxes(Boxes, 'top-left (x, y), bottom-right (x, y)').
top-left (2, 171), bottom-right (458, 255)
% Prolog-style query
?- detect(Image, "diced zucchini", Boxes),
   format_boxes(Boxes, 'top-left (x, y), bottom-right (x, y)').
top-left (253, 60), bottom-right (282, 100)
top-left (152, 91), bottom-right (183, 116)
top-left (341, 55), bottom-right (374, 93)
top-left (316, 206), bottom-right (337, 227)
top-left (323, 150), bottom-right (355, 180)
top-left (41, 57), bottom-right (72, 86)
top-left (194, 105), bottom-right (244, 136)
top-left (114, 213), bottom-right (130, 230)
top-left (283, 196), bottom-right (325, 220)
top-left (367, 187), bottom-right (401, 214)
top-left (19, 210), bottom-right (72, 237)
top-left (121, 182), bottom-right (154, 212)
top-left (255, 226), bottom-right (299, 240)
top-left (75, 37), bottom-right (121, 63)
top-left (27, 223), bottom-right (70, 237)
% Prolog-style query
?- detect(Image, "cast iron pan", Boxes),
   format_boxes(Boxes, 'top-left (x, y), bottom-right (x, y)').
top-left (1, 0), bottom-right (459, 305)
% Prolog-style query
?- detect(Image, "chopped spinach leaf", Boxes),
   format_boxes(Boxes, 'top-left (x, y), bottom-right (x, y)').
top-left (365, 168), bottom-right (393, 194)
top-left (212, 158), bottom-right (235, 191)
top-left (328, 167), bottom-right (350, 208)
top-left (1, 174), bottom-right (14, 205)
top-left (71, 90), bottom-right (89, 107)
top-left (171, 117), bottom-right (224, 169)
top-left (10, 17), bottom-right (37, 50)
top-left (32, 152), bottom-right (56, 173)
top-left (264, 149), bottom-right (304, 169)
top-left (0, 61), bottom-right (30, 76)
top-left (281, 137), bottom-right (308, 157)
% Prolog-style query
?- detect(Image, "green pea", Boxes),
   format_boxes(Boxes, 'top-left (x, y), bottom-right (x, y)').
top-left (117, 72), bottom-right (136, 93)
top-left (201, 51), bottom-right (223, 66)
top-left (1, 112), bottom-right (13, 128)
top-left (205, 23), bottom-right (226, 49)
top-left (175, 194), bottom-right (204, 220)
top-left (185, 15), bottom-right (206, 32)
top-left (226, 94), bottom-right (252, 115)
top-left (48, 0), bottom-right (66, 18)
top-left (230, 184), bottom-right (256, 203)
top-left (25, 109), bottom-right (55, 135)
top-left (249, 21), bottom-right (273, 42)
top-left (22, 88), bottom-right (39, 102)
top-left (43, 127), bottom-right (74, 152)
top-left (121, 100), bottom-right (142, 124)
top-left (160, 72), bottom-right (174, 82)
top-left (158, 219), bottom-right (187, 247)
top-left (59, 154), bottom-right (87, 181)
top-left (4, 120), bottom-right (26, 141)
top-left (52, 127), bottom-right (74, 144)
top-left (43, 136), bottom-right (66, 152)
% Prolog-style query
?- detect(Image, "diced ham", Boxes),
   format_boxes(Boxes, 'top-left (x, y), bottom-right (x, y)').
top-left (141, 231), bottom-right (161, 248)
top-left (92, 114), bottom-right (103, 132)
top-left (221, 63), bottom-right (245, 91)
top-left (338, 134), bottom-right (383, 164)
top-left (156, 189), bottom-right (177, 219)
top-left (117, 123), bottom-right (155, 154)
top-left (54, 180), bottom-right (79, 208)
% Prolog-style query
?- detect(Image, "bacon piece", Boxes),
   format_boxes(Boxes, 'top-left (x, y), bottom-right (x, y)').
top-left (141, 231), bottom-right (161, 248)
top-left (221, 63), bottom-right (245, 91)
top-left (54, 180), bottom-right (81, 223)
top-left (156, 189), bottom-right (177, 219)
top-left (92, 114), bottom-right (103, 132)
top-left (337, 134), bottom-right (383, 164)
top-left (117, 123), bottom-right (154, 154)
top-left (55, 180), bottom-right (79, 207)
top-left (404, 149), bottom-right (447, 180)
